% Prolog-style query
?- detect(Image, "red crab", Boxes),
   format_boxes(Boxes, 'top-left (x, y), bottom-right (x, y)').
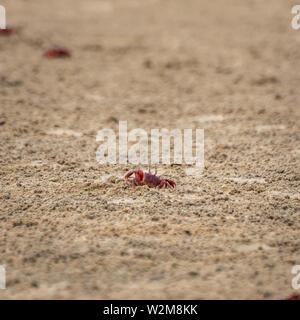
top-left (0, 26), bottom-right (19, 36)
top-left (44, 47), bottom-right (71, 59)
top-left (285, 294), bottom-right (300, 300)
top-left (125, 168), bottom-right (176, 188)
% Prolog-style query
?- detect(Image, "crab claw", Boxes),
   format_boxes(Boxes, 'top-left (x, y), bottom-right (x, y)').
top-left (124, 170), bottom-right (144, 181)
top-left (125, 170), bottom-right (134, 179)
top-left (159, 179), bottom-right (176, 188)
top-left (167, 179), bottom-right (176, 188)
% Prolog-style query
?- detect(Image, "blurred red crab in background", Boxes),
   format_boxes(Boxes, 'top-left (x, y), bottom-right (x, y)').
top-left (0, 26), bottom-right (19, 36)
top-left (285, 294), bottom-right (300, 300)
top-left (44, 47), bottom-right (71, 59)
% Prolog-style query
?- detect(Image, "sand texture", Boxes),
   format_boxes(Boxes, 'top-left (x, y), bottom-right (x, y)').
top-left (0, 0), bottom-right (299, 299)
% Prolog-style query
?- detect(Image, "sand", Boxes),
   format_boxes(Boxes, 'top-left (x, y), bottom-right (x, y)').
top-left (0, 0), bottom-right (299, 299)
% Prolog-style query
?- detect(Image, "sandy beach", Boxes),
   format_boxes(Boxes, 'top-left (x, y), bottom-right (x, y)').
top-left (0, 0), bottom-right (299, 299)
